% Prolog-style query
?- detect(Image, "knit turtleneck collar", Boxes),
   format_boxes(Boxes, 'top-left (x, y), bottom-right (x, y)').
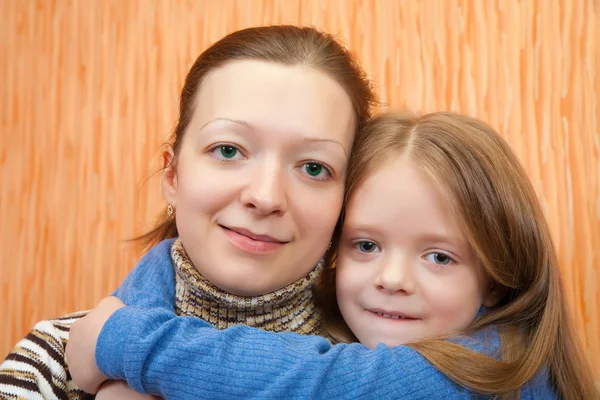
top-left (172, 238), bottom-right (324, 335)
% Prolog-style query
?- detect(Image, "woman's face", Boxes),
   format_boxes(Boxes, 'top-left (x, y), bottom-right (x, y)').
top-left (164, 60), bottom-right (355, 296)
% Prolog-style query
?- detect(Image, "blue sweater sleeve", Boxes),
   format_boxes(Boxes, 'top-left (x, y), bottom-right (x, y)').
top-left (96, 238), bottom-right (178, 374)
top-left (110, 238), bottom-right (177, 309)
top-left (96, 306), bottom-right (500, 400)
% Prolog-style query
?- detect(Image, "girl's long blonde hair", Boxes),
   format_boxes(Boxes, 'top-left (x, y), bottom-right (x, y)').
top-left (318, 111), bottom-right (598, 399)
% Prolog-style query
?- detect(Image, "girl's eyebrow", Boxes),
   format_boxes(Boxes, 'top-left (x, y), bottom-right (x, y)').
top-left (341, 223), bottom-right (383, 237)
top-left (200, 118), bottom-right (347, 156)
top-left (418, 233), bottom-right (468, 252)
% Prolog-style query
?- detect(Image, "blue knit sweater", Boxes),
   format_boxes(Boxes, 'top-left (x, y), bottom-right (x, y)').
top-left (103, 238), bottom-right (556, 399)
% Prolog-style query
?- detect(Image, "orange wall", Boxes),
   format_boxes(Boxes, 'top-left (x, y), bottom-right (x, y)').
top-left (1, 0), bottom-right (598, 375)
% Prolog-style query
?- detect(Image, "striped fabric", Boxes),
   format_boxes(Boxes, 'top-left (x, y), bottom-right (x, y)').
top-left (173, 239), bottom-right (326, 335)
top-left (0, 312), bottom-right (93, 400)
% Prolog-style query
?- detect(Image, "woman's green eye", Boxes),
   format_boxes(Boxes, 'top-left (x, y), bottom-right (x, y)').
top-left (220, 146), bottom-right (238, 158)
top-left (210, 144), bottom-right (243, 161)
top-left (306, 163), bottom-right (322, 176)
top-left (303, 162), bottom-right (330, 180)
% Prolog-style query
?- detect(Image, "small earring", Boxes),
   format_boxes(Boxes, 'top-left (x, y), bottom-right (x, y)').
top-left (167, 203), bottom-right (175, 220)
top-left (328, 241), bottom-right (332, 250)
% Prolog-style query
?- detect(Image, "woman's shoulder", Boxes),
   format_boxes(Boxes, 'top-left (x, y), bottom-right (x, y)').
top-left (0, 311), bottom-right (94, 399)
top-left (5, 311), bottom-right (89, 366)
top-left (16, 310), bottom-right (90, 352)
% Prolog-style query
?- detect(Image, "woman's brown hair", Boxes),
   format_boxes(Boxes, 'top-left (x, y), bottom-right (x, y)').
top-left (137, 25), bottom-right (375, 249)
top-left (319, 111), bottom-right (598, 399)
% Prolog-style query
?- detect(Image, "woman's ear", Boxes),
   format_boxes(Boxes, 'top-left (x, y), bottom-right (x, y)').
top-left (162, 147), bottom-right (177, 205)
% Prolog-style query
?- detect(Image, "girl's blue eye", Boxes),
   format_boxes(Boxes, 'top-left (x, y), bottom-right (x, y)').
top-left (211, 145), bottom-right (243, 161)
top-left (425, 252), bottom-right (454, 266)
top-left (301, 162), bottom-right (331, 180)
top-left (354, 241), bottom-right (380, 253)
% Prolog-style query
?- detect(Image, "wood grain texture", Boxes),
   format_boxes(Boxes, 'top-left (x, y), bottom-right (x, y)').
top-left (1, 0), bottom-right (598, 375)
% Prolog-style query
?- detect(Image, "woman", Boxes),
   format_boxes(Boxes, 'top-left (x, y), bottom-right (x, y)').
top-left (0, 25), bottom-right (376, 399)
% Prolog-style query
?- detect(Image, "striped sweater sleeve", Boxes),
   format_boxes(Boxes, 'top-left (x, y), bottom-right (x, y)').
top-left (0, 312), bottom-right (95, 400)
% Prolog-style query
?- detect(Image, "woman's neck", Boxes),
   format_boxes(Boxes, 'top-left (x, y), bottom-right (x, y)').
top-left (172, 239), bottom-right (325, 335)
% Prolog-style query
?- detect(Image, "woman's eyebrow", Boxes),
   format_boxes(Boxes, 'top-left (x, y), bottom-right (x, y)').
top-left (303, 138), bottom-right (348, 157)
top-left (198, 118), bottom-right (251, 132)
top-left (199, 119), bottom-right (348, 156)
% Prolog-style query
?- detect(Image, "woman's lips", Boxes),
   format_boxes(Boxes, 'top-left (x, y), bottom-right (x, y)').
top-left (221, 225), bottom-right (287, 254)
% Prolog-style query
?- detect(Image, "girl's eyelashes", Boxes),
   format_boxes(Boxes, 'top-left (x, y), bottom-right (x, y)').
top-left (299, 161), bottom-right (333, 181)
top-left (346, 239), bottom-right (458, 265)
top-left (352, 240), bottom-right (381, 253)
top-left (424, 252), bottom-right (456, 266)
top-left (208, 144), bottom-right (246, 161)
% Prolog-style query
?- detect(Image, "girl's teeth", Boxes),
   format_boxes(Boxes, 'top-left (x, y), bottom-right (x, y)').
top-left (376, 312), bottom-right (405, 319)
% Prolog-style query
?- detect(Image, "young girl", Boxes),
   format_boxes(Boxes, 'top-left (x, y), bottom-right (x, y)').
top-left (70, 112), bottom-right (597, 399)
top-left (0, 25), bottom-right (376, 399)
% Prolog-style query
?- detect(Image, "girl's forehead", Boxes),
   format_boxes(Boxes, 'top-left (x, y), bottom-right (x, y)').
top-left (344, 156), bottom-right (468, 248)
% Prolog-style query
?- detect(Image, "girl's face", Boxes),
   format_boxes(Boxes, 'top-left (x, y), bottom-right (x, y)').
top-left (336, 155), bottom-right (496, 348)
top-left (164, 60), bottom-right (355, 296)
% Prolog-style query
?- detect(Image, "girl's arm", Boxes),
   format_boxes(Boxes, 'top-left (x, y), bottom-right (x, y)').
top-left (96, 380), bottom-right (161, 400)
top-left (111, 238), bottom-right (177, 309)
top-left (67, 238), bottom-right (177, 395)
top-left (93, 301), bottom-right (486, 400)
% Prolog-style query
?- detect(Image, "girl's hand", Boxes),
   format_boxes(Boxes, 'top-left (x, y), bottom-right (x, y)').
top-left (66, 296), bottom-right (125, 394)
top-left (96, 380), bottom-right (161, 400)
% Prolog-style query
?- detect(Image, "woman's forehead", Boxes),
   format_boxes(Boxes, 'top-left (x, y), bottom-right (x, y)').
top-left (189, 60), bottom-right (356, 148)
